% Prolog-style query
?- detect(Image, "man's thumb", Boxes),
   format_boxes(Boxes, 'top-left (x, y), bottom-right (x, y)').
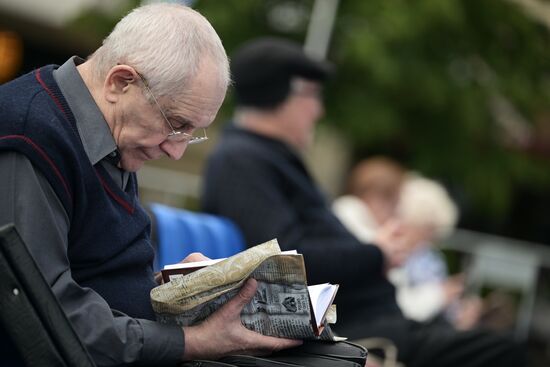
top-left (237, 278), bottom-right (258, 306)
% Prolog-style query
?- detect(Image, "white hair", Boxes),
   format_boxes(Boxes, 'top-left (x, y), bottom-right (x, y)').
top-left (397, 174), bottom-right (459, 239)
top-left (91, 3), bottom-right (229, 97)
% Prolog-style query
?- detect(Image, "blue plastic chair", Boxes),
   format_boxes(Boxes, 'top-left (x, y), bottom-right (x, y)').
top-left (149, 203), bottom-right (246, 270)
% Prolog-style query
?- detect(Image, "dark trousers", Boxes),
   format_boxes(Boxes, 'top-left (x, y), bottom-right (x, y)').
top-left (335, 314), bottom-right (528, 367)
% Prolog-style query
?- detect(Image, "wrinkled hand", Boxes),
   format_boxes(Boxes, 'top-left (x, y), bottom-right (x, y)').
top-left (182, 278), bottom-right (303, 361)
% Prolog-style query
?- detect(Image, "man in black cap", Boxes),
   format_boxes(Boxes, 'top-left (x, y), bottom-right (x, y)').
top-left (201, 37), bottom-right (527, 367)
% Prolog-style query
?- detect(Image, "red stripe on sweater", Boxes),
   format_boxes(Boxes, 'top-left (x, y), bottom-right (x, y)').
top-left (35, 68), bottom-right (68, 117)
top-left (34, 67), bottom-right (134, 214)
top-left (95, 170), bottom-right (135, 214)
top-left (0, 135), bottom-right (73, 204)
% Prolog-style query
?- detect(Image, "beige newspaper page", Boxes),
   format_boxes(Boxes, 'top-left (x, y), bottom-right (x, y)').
top-left (150, 239), bottom-right (337, 340)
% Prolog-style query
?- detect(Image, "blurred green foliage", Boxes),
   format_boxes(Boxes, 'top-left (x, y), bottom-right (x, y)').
top-left (68, 0), bottom-right (141, 40)
top-left (69, 0), bottom-right (550, 234)
top-left (196, 0), bottom-right (550, 222)
top-left (329, 0), bottom-right (550, 220)
top-left (334, 0), bottom-right (550, 222)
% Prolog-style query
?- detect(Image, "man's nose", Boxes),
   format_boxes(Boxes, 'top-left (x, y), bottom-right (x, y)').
top-left (160, 139), bottom-right (188, 160)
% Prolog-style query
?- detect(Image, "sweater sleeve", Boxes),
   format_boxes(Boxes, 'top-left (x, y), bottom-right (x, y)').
top-left (0, 152), bottom-right (184, 366)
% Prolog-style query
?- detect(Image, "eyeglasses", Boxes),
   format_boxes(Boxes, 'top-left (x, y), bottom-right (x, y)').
top-left (136, 72), bottom-right (208, 144)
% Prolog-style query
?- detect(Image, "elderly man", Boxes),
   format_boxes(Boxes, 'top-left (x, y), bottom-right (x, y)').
top-left (0, 4), bottom-right (299, 366)
top-left (201, 37), bottom-right (528, 367)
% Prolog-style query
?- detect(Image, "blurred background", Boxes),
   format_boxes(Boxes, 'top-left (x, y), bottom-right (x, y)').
top-left (1, 0), bottom-right (550, 363)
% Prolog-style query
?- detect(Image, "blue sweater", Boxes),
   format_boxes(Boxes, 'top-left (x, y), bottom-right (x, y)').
top-left (0, 66), bottom-right (157, 320)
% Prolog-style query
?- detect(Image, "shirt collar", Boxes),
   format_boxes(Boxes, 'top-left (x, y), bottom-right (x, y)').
top-left (53, 56), bottom-right (119, 165)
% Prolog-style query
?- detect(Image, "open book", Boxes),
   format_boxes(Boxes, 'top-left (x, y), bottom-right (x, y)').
top-left (150, 240), bottom-right (341, 340)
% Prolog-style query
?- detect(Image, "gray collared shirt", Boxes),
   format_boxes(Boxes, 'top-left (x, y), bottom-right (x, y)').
top-left (54, 56), bottom-right (129, 189)
top-left (0, 57), bottom-right (184, 365)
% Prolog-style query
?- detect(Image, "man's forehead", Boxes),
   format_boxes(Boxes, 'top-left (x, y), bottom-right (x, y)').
top-left (291, 77), bottom-right (322, 89)
top-left (167, 91), bottom-right (224, 129)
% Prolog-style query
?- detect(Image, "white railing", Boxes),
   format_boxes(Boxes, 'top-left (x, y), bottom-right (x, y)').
top-left (442, 229), bottom-right (550, 341)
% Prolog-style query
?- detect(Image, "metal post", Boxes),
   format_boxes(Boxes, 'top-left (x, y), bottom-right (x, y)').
top-left (303, 0), bottom-right (339, 60)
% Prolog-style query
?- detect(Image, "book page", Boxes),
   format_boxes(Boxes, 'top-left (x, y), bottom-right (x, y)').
top-left (161, 250), bottom-right (300, 283)
top-left (308, 283), bottom-right (339, 327)
top-left (163, 258), bottom-right (223, 270)
top-left (163, 250), bottom-right (298, 270)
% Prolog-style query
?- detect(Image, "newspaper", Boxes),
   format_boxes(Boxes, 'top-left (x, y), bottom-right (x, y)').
top-left (150, 239), bottom-right (339, 340)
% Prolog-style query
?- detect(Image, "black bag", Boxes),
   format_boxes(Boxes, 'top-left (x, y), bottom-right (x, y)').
top-left (220, 355), bottom-right (304, 366)
top-left (182, 340), bottom-right (368, 367)
top-left (273, 340), bottom-right (368, 366)
top-left (181, 361), bottom-right (241, 367)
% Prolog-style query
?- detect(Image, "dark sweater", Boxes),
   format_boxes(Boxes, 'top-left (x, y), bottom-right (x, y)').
top-left (201, 123), bottom-right (402, 335)
top-left (0, 66), bottom-right (157, 320)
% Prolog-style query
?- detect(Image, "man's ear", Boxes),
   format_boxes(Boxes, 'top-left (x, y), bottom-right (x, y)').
top-left (104, 65), bottom-right (138, 103)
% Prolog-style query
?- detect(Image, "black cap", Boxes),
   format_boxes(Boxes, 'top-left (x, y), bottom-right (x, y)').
top-left (231, 37), bottom-right (332, 109)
